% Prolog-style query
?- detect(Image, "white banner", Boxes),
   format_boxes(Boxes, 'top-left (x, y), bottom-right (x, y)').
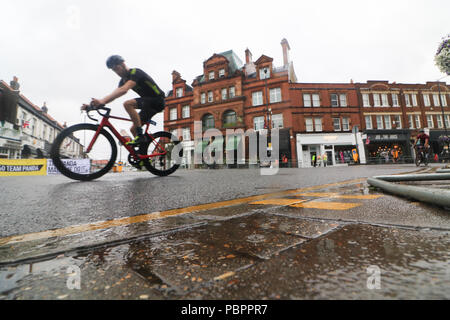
top-left (47, 159), bottom-right (91, 175)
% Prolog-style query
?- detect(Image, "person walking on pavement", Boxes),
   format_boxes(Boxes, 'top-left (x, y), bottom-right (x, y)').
top-left (323, 153), bottom-right (328, 167)
top-left (391, 145), bottom-right (400, 163)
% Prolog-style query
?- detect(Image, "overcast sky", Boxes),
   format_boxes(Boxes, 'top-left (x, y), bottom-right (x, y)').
top-left (1, 0), bottom-right (449, 131)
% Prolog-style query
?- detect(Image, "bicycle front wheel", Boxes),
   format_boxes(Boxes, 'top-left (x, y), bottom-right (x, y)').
top-left (140, 131), bottom-right (183, 176)
top-left (50, 123), bottom-right (117, 181)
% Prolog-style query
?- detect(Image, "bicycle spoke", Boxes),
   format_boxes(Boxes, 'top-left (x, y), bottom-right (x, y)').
top-left (141, 132), bottom-right (182, 176)
top-left (51, 125), bottom-right (116, 178)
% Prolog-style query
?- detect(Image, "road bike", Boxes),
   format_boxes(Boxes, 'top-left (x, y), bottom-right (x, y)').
top-left (414, 145), bottom-right (429, 167)
top-left (50, 104), bottom-right (182, 181)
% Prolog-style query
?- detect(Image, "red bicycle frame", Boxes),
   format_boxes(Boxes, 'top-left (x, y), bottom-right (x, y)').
top-left (86, 113), bottom-right (167, 160)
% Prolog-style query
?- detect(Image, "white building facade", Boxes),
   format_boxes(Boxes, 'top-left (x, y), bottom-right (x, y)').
top-left (296, 132), bottom-right (366, 167)
top-left (0, 79), bottom-right (83, 159)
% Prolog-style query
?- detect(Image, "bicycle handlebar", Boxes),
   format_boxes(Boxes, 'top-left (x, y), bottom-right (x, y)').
top-left (83, 104), bottom-right (110, 122)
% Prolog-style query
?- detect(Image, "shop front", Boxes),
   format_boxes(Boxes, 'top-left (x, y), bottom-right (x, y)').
top-left (363, 130), bottom-right (412, 164)
top-left (296, 132), bottom-right (366, 168)
top-left (429, 130), bottom-right (450, 161)
top-left (181, 140), bottom-right (194, 168)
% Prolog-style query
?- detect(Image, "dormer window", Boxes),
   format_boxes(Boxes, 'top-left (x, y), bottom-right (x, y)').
top-left (176, 87), bottom-right (183, 98)
top-left (209, 71), bottom-right (215, 80)
top-left (259, 67), bottom-right (270, 80)
top-left (219, 69), bottom-right (225, 78)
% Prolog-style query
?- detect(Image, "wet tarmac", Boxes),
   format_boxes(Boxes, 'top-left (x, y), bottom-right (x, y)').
top-left (0, 175), bottom-right (449, 300)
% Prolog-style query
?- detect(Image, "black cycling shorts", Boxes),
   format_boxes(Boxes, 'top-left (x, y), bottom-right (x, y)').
top-left (135, 96), bottom-right (165, 124)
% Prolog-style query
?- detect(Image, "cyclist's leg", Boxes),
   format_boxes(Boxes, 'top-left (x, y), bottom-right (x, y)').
top-left (124, 99), bottom-right (141, 137)
top-left (138, 96), bottom-right (165, 126)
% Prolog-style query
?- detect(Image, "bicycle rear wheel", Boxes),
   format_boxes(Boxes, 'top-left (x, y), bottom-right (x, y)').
top-left (50, 123), bottom-right (117, 181)
top-left (415, 155), bottom-right (421, 167)
top-left (424, 153), bottom-right (429, 166)
top-left (140, 131), bottom-right (182, 176)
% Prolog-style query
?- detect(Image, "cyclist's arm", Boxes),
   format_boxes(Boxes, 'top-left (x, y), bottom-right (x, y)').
top-left (95, 80), bottom-right (136, 105)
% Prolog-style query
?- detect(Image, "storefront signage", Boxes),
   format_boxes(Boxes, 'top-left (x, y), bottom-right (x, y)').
top-left (369, 134), bottom-right (404, 141)
top-left (323, 135), bottom-right (339, 141)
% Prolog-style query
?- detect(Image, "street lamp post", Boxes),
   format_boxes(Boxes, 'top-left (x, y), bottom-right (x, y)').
top-left (437, 80), bottom-right (448, 135)
top-left (264, 68), bottom-right (271, 131)
top-left (437, 76), bottom-right (449, 162)
top-left (264, 68), bottom-right (273, 167)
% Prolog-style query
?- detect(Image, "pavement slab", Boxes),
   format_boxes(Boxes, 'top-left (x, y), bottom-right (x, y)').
top-left (183, 224), bottom-right (450, 300)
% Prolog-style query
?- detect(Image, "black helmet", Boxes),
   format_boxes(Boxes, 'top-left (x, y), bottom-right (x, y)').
top-left (106, 55), bottom-right (124, 69)
top-left (419, 129), bottom-right (425, 133)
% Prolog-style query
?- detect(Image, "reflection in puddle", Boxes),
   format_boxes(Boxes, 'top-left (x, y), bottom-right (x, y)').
top-left (0, 256), bottom-right (81, 298)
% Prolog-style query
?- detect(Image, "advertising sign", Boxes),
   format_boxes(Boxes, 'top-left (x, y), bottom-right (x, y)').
top-left (0, 159), bottom-right (47, 176)
top-left (47, 159), bottom-right (90, 175)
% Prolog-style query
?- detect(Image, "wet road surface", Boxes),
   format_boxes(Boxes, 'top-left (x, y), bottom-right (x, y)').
top-left (0, 166), bottom-right (449, 300)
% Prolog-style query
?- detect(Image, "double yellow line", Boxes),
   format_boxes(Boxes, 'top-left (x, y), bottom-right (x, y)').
top-left (0, 178), bottom-right (366, 246)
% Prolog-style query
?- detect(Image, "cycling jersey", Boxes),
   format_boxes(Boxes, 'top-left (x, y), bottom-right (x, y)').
top-left (119, 68), bottom-right (165, 98)
top-left (416, 133), bottom-right (429, 146)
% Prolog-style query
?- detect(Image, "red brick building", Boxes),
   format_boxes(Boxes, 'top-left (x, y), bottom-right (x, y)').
top-left (355, 80), bottom-right (450, 163)
top-left (164, 39), bottom-right (450, 167)
top-left (164, 39), bottom-right (298, 167)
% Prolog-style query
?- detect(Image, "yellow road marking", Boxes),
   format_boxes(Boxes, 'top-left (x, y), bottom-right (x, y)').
top-left (297, 192), bottom-right (383, 200)
top-left (214, 271), bottom-right (236, 281)
top-left (0, 178), bottom-right (366, 246)
top-left (290, 201), bottom-right (362, 210)
top-left (250, 199), bottom-right (307, 206)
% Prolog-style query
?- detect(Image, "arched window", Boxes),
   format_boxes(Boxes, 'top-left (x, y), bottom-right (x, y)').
top-left (202, 114), bottom-right (215, 131)
top-left (223, 110), bottom-right (237, 127)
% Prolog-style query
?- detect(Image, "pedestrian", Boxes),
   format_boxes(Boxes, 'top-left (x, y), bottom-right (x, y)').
top-left (312, 154), bottom-right (316, 167)
top-left (317, 155), bottom-right (322, 167)
top-left (384, 151), bottom-right (389, 163)
top-left (282, 154), bottom-right (288, 167)
top-left (391, 146), bottom-right (399, 163)
top-left (323, 153), bottom-right (328, 167)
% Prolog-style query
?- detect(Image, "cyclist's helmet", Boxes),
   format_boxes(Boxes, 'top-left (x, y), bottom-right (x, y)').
top-left (106, 55), bottom-right (124, 69)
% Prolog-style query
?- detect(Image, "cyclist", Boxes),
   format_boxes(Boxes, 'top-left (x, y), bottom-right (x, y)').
top-left (82, 55), bottom-right (165, 146)
top-left (414, 129), bottom-right (430, 162)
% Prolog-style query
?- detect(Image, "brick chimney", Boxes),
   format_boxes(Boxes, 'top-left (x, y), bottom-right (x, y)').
top-left (245, 48), bottom-right (253, 64)
top-left (244, 48), bottom-right (256, 76)
top-left (10, 76), bottom-right (20, 91)
top-left (281, 38), bottom-right (291, 67)
top-left (172, 70), bottom-right (181, 83)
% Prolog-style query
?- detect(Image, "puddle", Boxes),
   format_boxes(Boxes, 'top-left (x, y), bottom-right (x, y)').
top-left (0, 255), bottom-right (81, 298)
top-left (183, 224), bottom-right (450, 299)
